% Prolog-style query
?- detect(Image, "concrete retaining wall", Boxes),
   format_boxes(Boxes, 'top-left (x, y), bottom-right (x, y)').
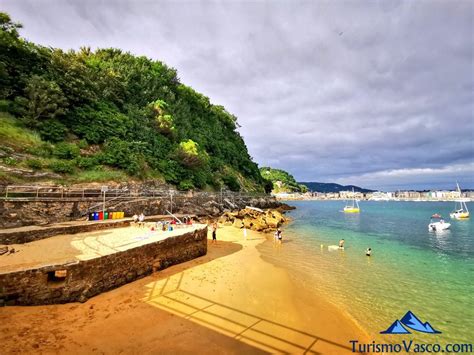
top-left (0, 226), bottom-right (207, 306)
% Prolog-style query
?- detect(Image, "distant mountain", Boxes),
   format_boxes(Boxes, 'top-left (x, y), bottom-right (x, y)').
top-left (299, 182), bottom-right (375, 193)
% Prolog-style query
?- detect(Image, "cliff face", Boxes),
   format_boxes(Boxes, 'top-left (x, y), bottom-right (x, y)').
top-left (0, 195), bottom-right (282, 229)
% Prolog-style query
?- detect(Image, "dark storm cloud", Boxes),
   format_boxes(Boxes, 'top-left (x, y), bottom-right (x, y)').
top-left (2, 0), bottom-right (473, 190)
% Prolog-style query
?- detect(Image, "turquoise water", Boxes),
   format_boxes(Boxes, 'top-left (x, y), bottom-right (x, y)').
top-left (258, 201), bottom-right (474, 344)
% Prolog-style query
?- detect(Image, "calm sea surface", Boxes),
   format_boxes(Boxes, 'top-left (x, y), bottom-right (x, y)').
top-left (257, 200), bottom-right (474, 344)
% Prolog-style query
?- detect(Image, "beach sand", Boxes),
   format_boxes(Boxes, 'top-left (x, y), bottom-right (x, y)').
top-left (0, 226), bottom-right (367, 354)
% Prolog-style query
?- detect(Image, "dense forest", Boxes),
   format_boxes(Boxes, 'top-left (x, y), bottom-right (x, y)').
top-left (0, 13), bottom-right (272, 192)
top-left (259, 167), bottom-right (307, 193)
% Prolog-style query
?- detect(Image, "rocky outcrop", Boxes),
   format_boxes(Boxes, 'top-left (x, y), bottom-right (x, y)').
top-left (0, 195), bottom-right (283, 229)
top-left (218, 207), bottom-right (289, 232)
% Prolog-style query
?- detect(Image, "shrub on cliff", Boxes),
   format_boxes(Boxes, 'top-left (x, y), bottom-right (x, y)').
top-left (48, 160), bottom-right (75, 174)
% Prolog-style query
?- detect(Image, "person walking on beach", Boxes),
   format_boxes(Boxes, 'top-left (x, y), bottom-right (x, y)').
top-left (366, 248), bottom-right (372, 256)
top-left (138, 213), bottom-right (145, 227)
top-left (339, 239), bottom-right (345, 249)
top-left (277, 229), bottom-right (283, 244)
top-left (212, 222), bottom-right (217, 244)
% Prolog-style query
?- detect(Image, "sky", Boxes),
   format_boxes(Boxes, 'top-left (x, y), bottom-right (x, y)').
top-left (1, 0), bottom-right (473, 191)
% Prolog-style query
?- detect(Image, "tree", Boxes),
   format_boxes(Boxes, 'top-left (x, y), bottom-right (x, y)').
top-left (176, 139), bottom-right (206, 168)
top-left (151, 99), bottom-right (175, 136)
top-left (22, 75), bottom-right (67, 126)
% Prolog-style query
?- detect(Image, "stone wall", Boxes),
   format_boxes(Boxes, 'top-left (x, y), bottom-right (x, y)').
top-left (0, 195), bottom-right (281, 229)
top-left (0, 226), bottom-right (207, 306)
top-left (1, 220), bottom-right (131, 245)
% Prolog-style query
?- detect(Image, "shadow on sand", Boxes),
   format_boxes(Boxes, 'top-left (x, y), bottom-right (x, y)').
top-left (141, 240), bottom-right (354, 354)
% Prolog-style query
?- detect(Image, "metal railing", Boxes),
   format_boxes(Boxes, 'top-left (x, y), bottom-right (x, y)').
top-left (0, 185), bottom-right (269, 202)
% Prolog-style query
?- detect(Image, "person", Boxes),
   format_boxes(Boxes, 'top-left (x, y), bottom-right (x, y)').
top-left (274, 230), bottom-right (279, 243)
top-left (366, 248), bottom-right (372, 256)
top-left (277, 229), bottom-right (283, 244)
top-left (339, 239), bottom-right (345, 249)
top-left (132, 214), bottom-right (139, 224)
top-left (212, 222), bottom-right (217, 244)
top-left (243, 226), bottom-right (248, 240)
top-left (138, 213), bottom-right (145, 227)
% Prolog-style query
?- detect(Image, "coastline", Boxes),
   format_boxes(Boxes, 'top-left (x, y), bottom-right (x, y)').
top-left (0, 225), bottom-right (367, 354)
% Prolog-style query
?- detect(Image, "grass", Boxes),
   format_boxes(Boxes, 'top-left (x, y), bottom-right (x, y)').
top-left (72, 168), bottom-right (129, 183)
top-left (0, 112), bottom-right (42, 149)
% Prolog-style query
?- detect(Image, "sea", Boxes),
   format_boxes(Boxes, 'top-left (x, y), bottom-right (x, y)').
top-left (258, 200), bottom-right (474, 345)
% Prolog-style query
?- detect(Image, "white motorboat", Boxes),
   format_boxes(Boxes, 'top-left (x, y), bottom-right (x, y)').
top-left (428, 214), bottom-right (451, 232)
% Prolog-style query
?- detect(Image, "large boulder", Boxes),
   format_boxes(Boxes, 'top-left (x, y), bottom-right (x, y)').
top-left (265, 216), bottom-right (280, 229)
top-left (251, 216), bottom-right (268, 231)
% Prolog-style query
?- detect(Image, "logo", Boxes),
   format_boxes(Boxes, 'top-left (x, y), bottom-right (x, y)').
top-left (380, 311), bottom-right (441, 334)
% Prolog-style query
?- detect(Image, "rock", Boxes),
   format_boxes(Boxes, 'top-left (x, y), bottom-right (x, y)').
top-left (242, 216), bottom-right (253, 228)
top-left (251, 217), bottom-right (267, 231)
top-left (265, 217), bottom-right (280, 229)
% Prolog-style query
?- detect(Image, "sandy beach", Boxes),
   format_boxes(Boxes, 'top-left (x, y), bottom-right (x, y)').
top-left (0, 225), bottom-right (367, 354)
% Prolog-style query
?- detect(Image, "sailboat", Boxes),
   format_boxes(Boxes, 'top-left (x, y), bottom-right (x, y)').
top-left (450, 183), bottom-right (469, 220)
top-left (343, 188), bottom-right (360, 213)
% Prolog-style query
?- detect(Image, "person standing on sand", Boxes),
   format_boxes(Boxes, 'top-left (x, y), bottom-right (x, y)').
top-left (339, 239), bottom-right (345, 249)
top-left (212, 222), bottom-right (217, 244)
top-left (277, 229), bottom-right (283, 244)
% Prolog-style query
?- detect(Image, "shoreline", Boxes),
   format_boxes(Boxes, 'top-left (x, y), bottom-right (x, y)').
top-left (0, 225), bottom-right (367, 353)
top-left (258, 231), bottom-right (372, 340)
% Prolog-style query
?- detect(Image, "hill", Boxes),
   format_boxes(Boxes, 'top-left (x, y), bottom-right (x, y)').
top-left (0, 13), bottom-right (266, 191)
top-left (299, 182), bottom-right (374, 193)
top-left (260, 167), bottom-right (307, 193)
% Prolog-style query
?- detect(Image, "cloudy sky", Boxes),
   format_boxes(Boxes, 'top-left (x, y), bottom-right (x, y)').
top-left (2, 0), bottom-right (473, 190)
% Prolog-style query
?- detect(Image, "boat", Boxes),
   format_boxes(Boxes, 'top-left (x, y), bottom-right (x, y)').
top-left (343, 188), bottom-right (360, 213)
top-left (428, 214), bottom-right (451, 231)
top-left (450, 183), bottom-right (470, 219)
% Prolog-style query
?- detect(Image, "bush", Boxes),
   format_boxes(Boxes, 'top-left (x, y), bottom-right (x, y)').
top-left (48, 160), bottom-right (74, 174)
top-left (25, 159), bottom-right (42, 170)
top-left (222, 175), bottom-right (241, 192)
top-left (77, 139), bottom-right (88, 149)
top-left (53, 142), bottom-right (80, 159)
top-left (71, 103), bottom-right (130, 144)
top-left (101, 138), bottom-right (143, 175)
top-left (75, 156), bottom-right (99, 170)
top-left (3, 157), bottom-right (17, 166)
top-left (26, 142), bottom-right (54, 157)
top-left (0, 99), bottom-right (10, 112)
top-left (178, 180), bottom-right (194, 191)
top-left (37, 119), bottom-right (67, 142)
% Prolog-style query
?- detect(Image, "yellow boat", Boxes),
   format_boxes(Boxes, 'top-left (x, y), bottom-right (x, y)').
top-left (344, 207), bottom-right (360, 213)
top-left (450, 183), bottom-right (469, 220)
top-left (343, 188), bottom-right (360, 213)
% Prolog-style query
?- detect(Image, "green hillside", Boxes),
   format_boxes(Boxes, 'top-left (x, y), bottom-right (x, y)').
top-left (259, 167), bottom-right (307, 193)
top-left (0, 13), bottom-right (266, 191)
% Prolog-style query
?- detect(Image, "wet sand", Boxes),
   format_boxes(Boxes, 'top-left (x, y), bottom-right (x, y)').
top-left (0, 226), bottom-right (367, 354)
